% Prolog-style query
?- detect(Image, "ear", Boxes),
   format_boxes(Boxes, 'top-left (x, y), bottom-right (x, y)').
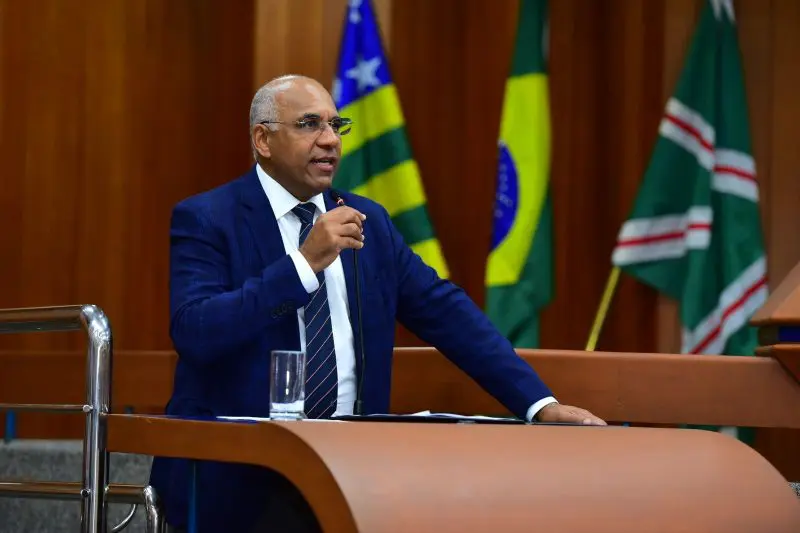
top-left (252, 124), bottom-right (272, 159)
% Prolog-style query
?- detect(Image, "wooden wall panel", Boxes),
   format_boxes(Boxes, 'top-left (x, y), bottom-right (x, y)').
top-left (548, 0), bottom-right (665, 353)
top-left (754, 0), bottom-right (800, 478)
top-left (0, 0), bottom-right (255, 353)
top-left (767, 0), bottom-right (800, 285)
top-left (548, 0), bottom-right (610, 349)
top-left (0, 0), bottom-right (255, 436)
top-left (252, 0), bottom-right (392, 90)
top-left (391, 0), bottom-right (511, 313)
top-left (736, 0), bottom-right (773, 242)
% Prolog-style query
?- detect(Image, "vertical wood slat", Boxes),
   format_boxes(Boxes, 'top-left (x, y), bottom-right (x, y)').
top-left (655, 0), bottom-right (700, 354)
top-left (756, 0), bottom-right (800, 478)
top-left (767, 0), bottom-right (800, 283)
top-left (592, 0), bottom-right (665, 354)
top-left (548, 0), bottom-right (608, 349)
top-left (252, 0), bottom-right (391, 91)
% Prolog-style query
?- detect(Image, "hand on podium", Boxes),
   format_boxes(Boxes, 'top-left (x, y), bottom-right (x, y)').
top-left (535, 402), bottom-right (607, 425)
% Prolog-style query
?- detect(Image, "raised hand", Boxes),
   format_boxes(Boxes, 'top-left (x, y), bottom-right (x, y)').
top-left (300, 207), bottom-right (365, 273)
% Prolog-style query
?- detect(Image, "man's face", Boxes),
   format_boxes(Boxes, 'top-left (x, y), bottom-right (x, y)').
top-left (260, 79), bottom-right (344, 200)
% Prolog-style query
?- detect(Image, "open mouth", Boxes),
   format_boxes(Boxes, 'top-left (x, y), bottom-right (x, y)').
top-left (310, 157), bottom-right (337, 173)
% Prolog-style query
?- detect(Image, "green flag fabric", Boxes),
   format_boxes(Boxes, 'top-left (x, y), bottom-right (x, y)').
top-left (485, 0), bottom-right (553, 348)
top-left (332, 0), bottom-right (448, 278)
top-left (612, 0), bottom-right (767, 442)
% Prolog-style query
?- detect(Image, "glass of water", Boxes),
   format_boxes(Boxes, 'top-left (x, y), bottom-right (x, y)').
top-left (269, 350), bottom-right (306, 420)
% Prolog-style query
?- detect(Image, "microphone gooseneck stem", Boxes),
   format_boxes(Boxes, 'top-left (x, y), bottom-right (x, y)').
top-left (333, 189), bottom-right (366, 416)
top-left (353, 247), bottom-right (366, 416)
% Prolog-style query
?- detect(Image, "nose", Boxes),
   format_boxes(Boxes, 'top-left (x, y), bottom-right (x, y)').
top-left (316, 123), bottom-right (340, 147)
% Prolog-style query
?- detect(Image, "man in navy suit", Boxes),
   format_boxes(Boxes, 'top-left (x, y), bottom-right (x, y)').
top-left (151, 75), bottom-right (605, 532)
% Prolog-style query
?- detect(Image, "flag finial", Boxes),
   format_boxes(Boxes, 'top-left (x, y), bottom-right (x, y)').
top-left (710, 0), bottom-right (735, 23)
top-left (348, 0), bottom-right (363, 24)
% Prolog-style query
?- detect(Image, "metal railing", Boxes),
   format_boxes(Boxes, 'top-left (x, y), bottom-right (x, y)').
top-left (0, 304), bottom-right (164, 533)
top-left (0, 481), bottom-right (164, 532)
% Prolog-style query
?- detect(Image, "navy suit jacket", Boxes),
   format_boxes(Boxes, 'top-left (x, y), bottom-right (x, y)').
top-left (149, 165), bottom-right (553, 530)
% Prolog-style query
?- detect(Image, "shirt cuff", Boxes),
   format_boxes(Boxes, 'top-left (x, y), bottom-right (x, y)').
top-left (289, 250), bottom-right (320, 293)
top-left (526, 396), bottom-right (557, 422)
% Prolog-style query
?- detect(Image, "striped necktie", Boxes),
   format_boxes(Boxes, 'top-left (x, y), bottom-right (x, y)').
top-left (292, 203), bottom-right (338, 419)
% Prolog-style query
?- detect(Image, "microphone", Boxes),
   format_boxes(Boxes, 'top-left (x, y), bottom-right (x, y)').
top-left (331, 189), bottom-right (366, 416)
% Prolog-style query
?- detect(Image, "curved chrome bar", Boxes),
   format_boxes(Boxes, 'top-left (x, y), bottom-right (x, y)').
top-left (0, 304), bottom-right (112, 533)
top-left (110, 505), bottom-right (137, 533)
top-left (0, 304), bottom-right (88, 333)
top-left (80, 305), bottom-right (112, 533)
top-left (142, 486), bottom-right (165, 533)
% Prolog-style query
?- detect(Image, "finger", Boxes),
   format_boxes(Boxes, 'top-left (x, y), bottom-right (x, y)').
top-left (320, 212), bottom-right (362, 233)
top-left (335, 222), bottom-right (364, 240)
top-left (583, 415), bottom-right (607, 426)
top-left (337, 236), bottom-right (365, 251)
top-left (335, 213), bottom-right (363, 232)
top-left (572, 408), bottom-right (607, 426)
top-left (549, 406), bottom-right (604, 426)
top-left (332, 206), bottom-right (366, 226)
top-left (329, 206), bottom-right (366, 220)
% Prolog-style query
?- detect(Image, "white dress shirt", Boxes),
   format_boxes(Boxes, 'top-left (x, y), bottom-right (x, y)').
top-left (256, 164), bottom-right (557, 421)
top-left (256, 164), bottom-right (356, 416)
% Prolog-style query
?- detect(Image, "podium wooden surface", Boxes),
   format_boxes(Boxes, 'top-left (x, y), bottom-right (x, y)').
top-left (3, 347), bottom-right (798, 428)
top-left (392, 348), bottom-right (800, 428)
top-left (107, 413), bottom-right (800, 533)
top-left (752, 260), bottom-right (800, 385)
top-left (752, 260), bottom-right (800, 327)
top-left (3, 345), bottom-right (800, 478)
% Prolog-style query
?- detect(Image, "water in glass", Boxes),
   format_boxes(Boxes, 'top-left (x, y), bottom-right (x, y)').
top-left (269, 350), bottom-right (306, 420)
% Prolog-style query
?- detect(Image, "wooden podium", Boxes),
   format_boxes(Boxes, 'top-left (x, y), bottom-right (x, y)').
top-left (752, 260), bottom-right (800, 384)
top-left (108, 413), bottom-right (800, 533)
top-left (6, 266), bottom-right (800, 530)
top-left (99, 267), bottom-right (800, 532)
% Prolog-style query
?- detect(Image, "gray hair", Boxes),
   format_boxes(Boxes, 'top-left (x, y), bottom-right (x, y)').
top-left (249, 74), bottom-right (303, 131)
top-left (249, 74), bottom-right (303, 160)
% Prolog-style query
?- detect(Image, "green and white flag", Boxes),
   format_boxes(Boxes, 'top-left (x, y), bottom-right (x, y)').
top-left (612, 0), bottom-right (767, 440)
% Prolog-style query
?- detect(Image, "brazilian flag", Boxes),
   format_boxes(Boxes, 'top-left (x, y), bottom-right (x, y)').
top-left (485, 0), bottom-right (553, 347)
top-left (332, 0), bottom-right (448, 278)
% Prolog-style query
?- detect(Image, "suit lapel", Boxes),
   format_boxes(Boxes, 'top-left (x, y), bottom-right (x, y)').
top-left (239, 166), bottom-right (302, 350)
top-left (239, 166), bottom-right (286, 269)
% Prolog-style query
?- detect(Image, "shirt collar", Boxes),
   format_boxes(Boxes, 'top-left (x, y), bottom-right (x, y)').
top-left (255, 163), bottom-right (327, 221)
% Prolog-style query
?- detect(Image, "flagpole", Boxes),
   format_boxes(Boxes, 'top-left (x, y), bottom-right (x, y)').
top-left (585, 266), bottom-right (621, 351)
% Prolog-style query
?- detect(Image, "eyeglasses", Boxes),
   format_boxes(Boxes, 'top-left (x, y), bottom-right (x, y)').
top-left (259, 116), bottom-right (353, 136)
